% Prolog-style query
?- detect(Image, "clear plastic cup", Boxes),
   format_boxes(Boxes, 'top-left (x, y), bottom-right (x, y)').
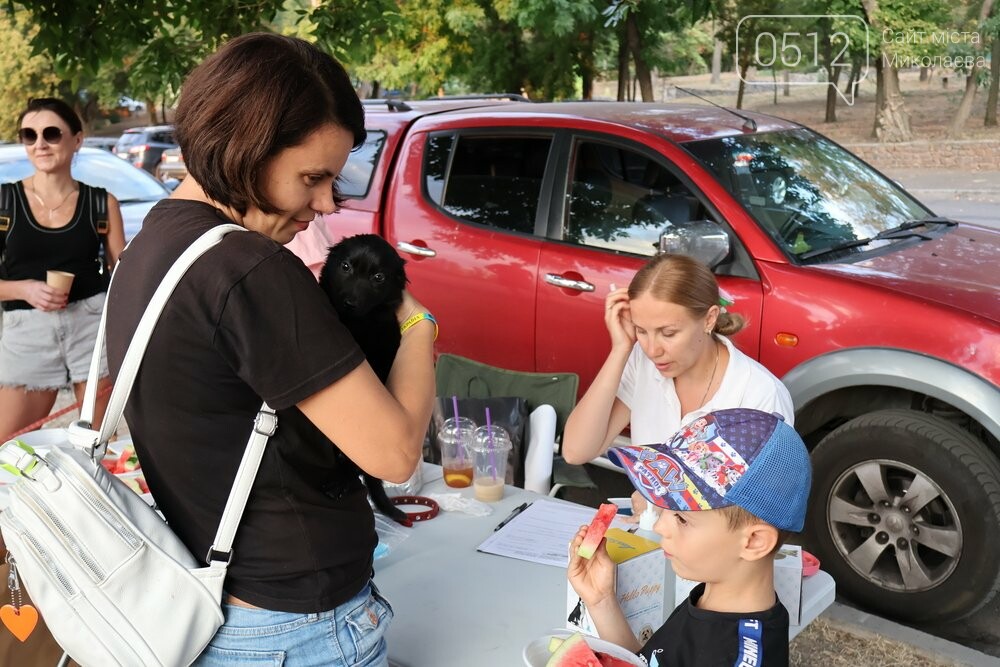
top-left (438, 416), bottom-right (476, 488)
top-left (471, 425), bottom-right (512, 502)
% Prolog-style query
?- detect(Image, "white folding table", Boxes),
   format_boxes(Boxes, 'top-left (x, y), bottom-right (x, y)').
top-left (376, 463), bottom-right (835, 667)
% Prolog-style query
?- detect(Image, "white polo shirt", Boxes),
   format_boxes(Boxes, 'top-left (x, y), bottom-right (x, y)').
top-left (616, 335), bottom-right (794, 446)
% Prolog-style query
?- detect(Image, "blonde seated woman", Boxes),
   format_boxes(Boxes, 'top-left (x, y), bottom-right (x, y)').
top-left (561, 253), bottom-right (794, 519)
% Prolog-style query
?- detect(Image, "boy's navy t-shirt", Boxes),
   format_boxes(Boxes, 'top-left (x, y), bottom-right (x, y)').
top-left (639, 583), bottom-right (789, 666)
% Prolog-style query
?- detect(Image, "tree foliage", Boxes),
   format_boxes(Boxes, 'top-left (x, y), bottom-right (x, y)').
top-left (0, 8), bottom-right (61, 140)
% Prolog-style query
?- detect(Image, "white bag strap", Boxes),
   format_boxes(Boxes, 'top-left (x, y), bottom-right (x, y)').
top-left (75, 223), bottom-right (245, 443)
top-left (71, 222), bottom-right (275, 564)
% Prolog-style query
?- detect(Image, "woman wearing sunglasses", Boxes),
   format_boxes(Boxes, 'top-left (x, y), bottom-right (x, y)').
top-left (0, 97), bottom-right (124, 438)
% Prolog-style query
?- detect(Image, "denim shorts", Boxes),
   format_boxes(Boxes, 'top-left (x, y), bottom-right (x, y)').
top-left (192, 581), bottom-right (394, 667)
top-left (0, 293), bottom-right (108, 389)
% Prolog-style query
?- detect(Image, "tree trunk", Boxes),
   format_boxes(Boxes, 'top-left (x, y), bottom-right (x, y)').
top-left (578, 32), bottom-right (595, 100)
top-left (919, 66), bottom-right (929, 82)
top-left (783, 70), bottom-right (790, 96)
top-left (862, 0), bottom-right (913, 141)
top-left (843, 59), bottom-right (859, 96)
top-left (711, 38), bottom-right (723, 84)
top-left (987, 37), bottom-right (999, 126)
top-left (949, 72), bottom-right (981, 137)
top-left (617, 29), bottom-right (629, 102)
top-left (625, 12), bottom-right (654, 101)
top-left (736, 58), bottom-right (749, 109)
top-left (825, 72), bottom-right (842, 122)
top-left (772, 69), bottom-right (778, 104)
top-left (371, 81), bottom-right (381, 98)
top-left (824, 27), bottom-right (841, 122)
top-left (947, 0), bottom-right (995, 137)
top-left (874, 55), bottom-right (913, 141)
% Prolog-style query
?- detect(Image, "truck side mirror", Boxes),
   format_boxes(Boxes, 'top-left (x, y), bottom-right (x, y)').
top-left (658, 220), bottom-right (731, 269)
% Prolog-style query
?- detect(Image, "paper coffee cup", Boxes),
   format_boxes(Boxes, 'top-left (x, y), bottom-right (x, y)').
top-left (46, 270), bottom-right (75, 293)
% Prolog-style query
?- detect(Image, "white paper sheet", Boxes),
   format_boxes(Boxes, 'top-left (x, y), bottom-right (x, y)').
top-left (476, 499), bottom-right (633, 567)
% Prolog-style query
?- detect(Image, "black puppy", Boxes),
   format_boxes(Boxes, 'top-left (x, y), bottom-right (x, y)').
top-left (318, 234), bottom-right (411, 526)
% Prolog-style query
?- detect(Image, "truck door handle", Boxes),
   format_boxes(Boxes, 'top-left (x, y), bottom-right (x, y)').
top-left (396, 241), bottom-right (437, 258)
top-left (545, 273), bottom-right (595, 292)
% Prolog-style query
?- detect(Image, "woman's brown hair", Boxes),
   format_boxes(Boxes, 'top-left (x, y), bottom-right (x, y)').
top-left (18, 98), bottom-right (83, 136)
top-left (174, 32), bottom-right (365, 215)
top-left (628, 254), bottom-right (746, 336)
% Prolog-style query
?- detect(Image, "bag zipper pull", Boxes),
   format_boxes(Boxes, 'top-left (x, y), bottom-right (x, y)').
top-left (6, 554), bottom-right (21, 610)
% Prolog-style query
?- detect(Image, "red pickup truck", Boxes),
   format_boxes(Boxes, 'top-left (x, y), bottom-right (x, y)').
top-left (304, 97), bottom-right (1000, 625)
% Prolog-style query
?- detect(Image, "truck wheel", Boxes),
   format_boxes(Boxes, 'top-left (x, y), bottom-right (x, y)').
top-left (805, 409), bottom-right (1000, 623)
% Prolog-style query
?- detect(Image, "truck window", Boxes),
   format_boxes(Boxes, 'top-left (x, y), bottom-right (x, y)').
top-left (564, 140), bottom-right (705, 257)
top-left (339, 130), bottom-right (385, 198)
top-left (425, 134), bottom-right (552, 235)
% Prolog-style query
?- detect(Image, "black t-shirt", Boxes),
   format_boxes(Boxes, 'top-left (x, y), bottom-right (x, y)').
top-left (639, 583), bottom-right (789, 667)
top-left (105, 199), bottom-right (370, 613)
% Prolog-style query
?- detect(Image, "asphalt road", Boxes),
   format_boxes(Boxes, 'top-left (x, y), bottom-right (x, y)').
top-left (885, 168), bottom-right (1000, 230)
top-left (919, 195), bottom-right (999, 229)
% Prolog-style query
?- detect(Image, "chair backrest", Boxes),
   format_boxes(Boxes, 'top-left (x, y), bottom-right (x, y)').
top-left (434, 353), bottom-right (579, 436)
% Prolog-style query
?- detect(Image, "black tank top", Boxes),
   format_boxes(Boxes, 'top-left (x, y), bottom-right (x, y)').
top-left (0, 181), bottom-right (109, 311)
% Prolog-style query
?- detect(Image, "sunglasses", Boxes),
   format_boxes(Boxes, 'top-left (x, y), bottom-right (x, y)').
top-left (18, 126), bottom-right (64, 146)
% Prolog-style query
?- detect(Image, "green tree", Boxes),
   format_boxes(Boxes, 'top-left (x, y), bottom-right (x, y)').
top-left (863, 0), bottom-right (949, 141)
top-left (0, 8), bottom-right (61, 140)
top-left (985, 13), bottom-right (1000, 126)
top-left (603, 0), bottom-right (710, 101)
top-left (11, 0), bottom-right (287, 94)
top-left (947, 0), bottom-right (996, 136)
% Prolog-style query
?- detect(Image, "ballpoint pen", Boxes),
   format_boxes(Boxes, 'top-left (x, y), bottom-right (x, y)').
top-left (493, 502), bottom-right (531, 531)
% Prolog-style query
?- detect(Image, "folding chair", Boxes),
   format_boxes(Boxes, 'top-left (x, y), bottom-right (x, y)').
top-left (434, 353), bottom-right (596, 496)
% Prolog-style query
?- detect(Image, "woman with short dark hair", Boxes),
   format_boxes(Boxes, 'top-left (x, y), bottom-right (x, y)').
top-left (106, 33), bottom-right (436, 665)
top-left (0, 97), bottom-right (124, 438)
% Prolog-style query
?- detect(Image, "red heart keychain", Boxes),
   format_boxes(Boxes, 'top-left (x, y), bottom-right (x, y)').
top-left (1, 603), bottom-right (38, 642)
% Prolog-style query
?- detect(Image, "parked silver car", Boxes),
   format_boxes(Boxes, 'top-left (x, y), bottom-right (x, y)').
top-left (0, 145), bottom-right (169, 240)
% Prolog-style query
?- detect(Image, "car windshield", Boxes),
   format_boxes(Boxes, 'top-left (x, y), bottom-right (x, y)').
top-left (684, 129), bottom-right (933, 263)
top-left (0, 150), bottom-right (168, 202)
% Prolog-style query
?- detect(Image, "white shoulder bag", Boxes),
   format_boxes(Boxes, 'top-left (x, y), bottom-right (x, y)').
top-left (0, 224), bottom-right (273, 666)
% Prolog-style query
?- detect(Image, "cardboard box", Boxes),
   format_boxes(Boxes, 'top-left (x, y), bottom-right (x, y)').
top-left (673, 543), bottom-right (804, 624)
top-left (566, 528), bottom-right (668, 644)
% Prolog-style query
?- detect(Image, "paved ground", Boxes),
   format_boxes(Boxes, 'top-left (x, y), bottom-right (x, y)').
top-left (884, 168), bottom-right (1000, 230)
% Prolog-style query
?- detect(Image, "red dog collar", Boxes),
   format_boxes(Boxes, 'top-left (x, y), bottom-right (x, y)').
top-left (390, 496), bottom-right (440, 526)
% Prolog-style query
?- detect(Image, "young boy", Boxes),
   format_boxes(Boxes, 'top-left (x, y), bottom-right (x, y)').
top-left (567, 407), bottom-right (811, 666)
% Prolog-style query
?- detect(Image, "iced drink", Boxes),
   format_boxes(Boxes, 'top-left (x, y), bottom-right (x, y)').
top-left (473, 477), bottom-right (504, 502)
top-left (471, 425), bottom-right (512, 502)
top-left (438, 416), bottom-right (476, 488)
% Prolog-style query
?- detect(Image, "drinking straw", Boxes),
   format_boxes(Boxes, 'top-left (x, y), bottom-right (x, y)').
top-left (485, 407), bottom-right (496, 482)
top-left (452, 396), bottom-right (464, 465)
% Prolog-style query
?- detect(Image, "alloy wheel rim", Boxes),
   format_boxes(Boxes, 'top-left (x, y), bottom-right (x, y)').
top-left (826, 458), bottom-right (962, 593)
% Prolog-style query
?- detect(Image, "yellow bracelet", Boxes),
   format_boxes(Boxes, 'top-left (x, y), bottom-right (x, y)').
top-left (400, 312), bottom-right (438, 340)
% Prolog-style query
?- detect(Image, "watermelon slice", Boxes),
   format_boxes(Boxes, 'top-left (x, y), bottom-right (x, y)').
top-left (596, 651), bottom-right (636, 667)
top-left (548, 636), bottom-right (565, 653)
top-left (544, 632), bottom-right (602, 667)
top-left (577, 503), bottom-right (618, 560)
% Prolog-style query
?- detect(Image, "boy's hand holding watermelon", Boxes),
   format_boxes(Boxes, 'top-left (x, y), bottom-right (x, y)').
top-left (567, 505), bottom-right (643, 653)
top-left (567, 524), bottom-right (616, 608)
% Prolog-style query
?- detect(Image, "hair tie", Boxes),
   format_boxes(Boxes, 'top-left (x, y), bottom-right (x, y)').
top-left (718, 288), bottom-right (735, 313)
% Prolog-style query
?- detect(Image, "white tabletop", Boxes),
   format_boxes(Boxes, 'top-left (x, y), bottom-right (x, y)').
top-left (375, 463), bottom-right (835, 667)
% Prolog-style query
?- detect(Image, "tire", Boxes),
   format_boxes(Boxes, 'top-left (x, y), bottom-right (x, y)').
top-left (804, 408), bottom-right (1000, 623)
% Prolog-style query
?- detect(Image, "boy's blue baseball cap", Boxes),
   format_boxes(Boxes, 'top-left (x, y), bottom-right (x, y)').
top-left (606, 408), bottom-right (811, 532)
